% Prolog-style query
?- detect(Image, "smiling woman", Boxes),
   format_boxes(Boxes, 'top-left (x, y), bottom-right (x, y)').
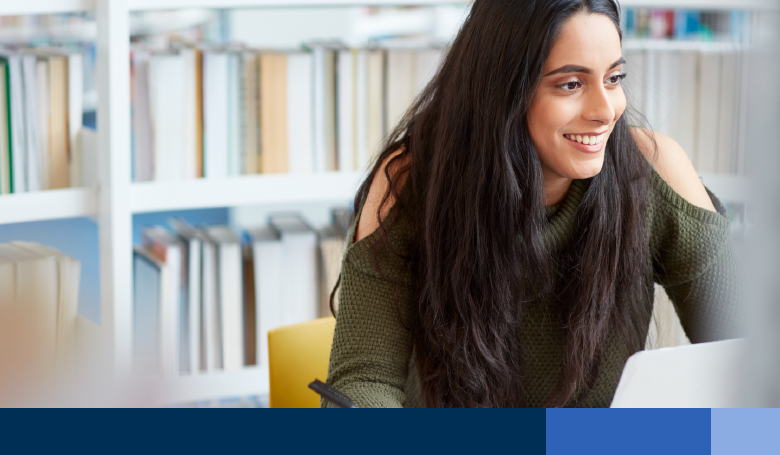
top-left (325, 0), bottom-right (745, 408)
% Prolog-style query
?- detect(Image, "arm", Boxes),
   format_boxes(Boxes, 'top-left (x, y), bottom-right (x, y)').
top-left (633, 128), bottom-right (746, 342)
top-left (324, 152), bottom-right (416, 408)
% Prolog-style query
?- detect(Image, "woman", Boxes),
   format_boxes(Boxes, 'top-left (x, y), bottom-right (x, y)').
top-left (324, 0), bottom-right (744, 408)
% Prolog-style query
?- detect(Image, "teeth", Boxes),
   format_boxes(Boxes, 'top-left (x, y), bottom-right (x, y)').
top-left (566, 134), bottom-right (606, 144)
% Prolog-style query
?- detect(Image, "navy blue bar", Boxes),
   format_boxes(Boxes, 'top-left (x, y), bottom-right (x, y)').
top-left (546, 409), bottom-right (711, 455)
top-left (1, 408), bottom-right (546, 454)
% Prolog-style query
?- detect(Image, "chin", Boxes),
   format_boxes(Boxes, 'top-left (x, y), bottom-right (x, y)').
top-left (565, 157), bottom-right (605, 180)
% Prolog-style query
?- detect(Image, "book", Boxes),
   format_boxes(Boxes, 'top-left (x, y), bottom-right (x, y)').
top-left (248, 225), bottom-right (283, 368)
top-left (199, 229), bottom-right (222, 371)
top-left (337, 49), bottom-right (355, 172)
top-left (21, 54), bottom-right (42, 193)
top-left (242, 51), bottom-right (259, 175)
top-left (259, 52), bottom-right (289, 174)
top-left (149, 51), bottom-right (186, 181)
top-left (194, 47), bottom-right (204, 178)
top-left (39, 47), bottom-right (84, 188)
top-left (270, 214), bottom-right (319, 326)
top-left (311, 44), bottom-right (337, 172)
top-left (695, 52), bottom-right (721, 173)
top-left (366, 49), bottom-right (385, 165)
top-left (202, 48), bottom-right (230, 179)
top-left (414, 48), bottom-right (443, 97)
top-left (170, 218), bottom-right (205, 375)
top-left (386, 49), bottom-right (416, 134)
top-left (179, 46), bottom-right (199, 180)
top-left (319, 208), bottom-right (353, 317)
top-left (242, 244), bottom-right (256, 366)
top-left (133, 247), bottom-right (162, 376)
top-left (671, 51), bottom-right (698, 162)
top-left (0, 61), bottom-right (9, 194)
top-left (287, 51), bottom-right (314, 174)
top-left (717, 52), bottom-right (738, 174)
top-left (227, 51), bottom-right (243, 177)
top-left (34, 58), bottom-right (50, 191)
top-left (142, 227), bottom-right (183, 376)
top-left (355, 49), bottom-right (369, 171)
top-left (0, 51), bottom-right (27, 193)
top-left (204, 226), bottom-right (244, 371)
top-left (13, 242), bottom-right (80, 371)
top-left (131, 47), bottom-right (154, 182)
top-left (0, 242), bottom-right (80, 369)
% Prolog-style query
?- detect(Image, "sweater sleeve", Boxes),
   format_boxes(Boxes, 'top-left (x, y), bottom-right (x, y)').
top-left (650, 170), bottom-right (746, 343)
top-left (322, 204), bottom-right (417, 408)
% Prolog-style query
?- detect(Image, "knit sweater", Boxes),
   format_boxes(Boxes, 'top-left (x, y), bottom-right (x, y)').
top-left (324, 169), bottom-right (745, 408)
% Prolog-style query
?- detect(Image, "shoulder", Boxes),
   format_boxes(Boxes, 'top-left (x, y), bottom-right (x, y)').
top-left (355, 149), bottom-right (411, 242)
top-left (630, 127), bottom-right (716, 212)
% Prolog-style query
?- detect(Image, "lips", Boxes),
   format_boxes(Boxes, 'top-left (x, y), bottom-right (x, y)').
top-left (563, 133), bottom-right (606, 154)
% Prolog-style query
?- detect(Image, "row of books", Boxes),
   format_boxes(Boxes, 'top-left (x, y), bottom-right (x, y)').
top-left (132, 209), bottom-right (351, 377)
top-left (622, 9), bottom-right (750, 43)
top-left (0, 46), bottom-right (84, 194)
top-left (130, 42), bottom-right (443, 181)
top-left (624, 47), bottom-right (747, 175)
top-left (0, 242), bottom-right (80, 369)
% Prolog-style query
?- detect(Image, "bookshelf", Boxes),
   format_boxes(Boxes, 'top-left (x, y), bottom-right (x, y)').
top-left (0, 0), bottom-right (771, 406)
top-left (130, 172), bottom-right (362, 213)
top-left (0, 187), bottom-right (97, 224)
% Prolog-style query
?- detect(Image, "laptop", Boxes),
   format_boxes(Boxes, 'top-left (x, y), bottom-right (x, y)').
top-left (610, 338), bottom-right (747, 408)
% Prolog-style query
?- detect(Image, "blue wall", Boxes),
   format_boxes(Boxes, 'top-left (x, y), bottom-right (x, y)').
top-left (0, 217), bottom-right (101, 323)
top-left (0, 208), bottom-right (229, 325)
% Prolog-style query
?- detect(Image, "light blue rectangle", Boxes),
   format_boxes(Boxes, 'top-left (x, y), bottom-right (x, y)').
top-left (711, 408), bottom-right (780, 454)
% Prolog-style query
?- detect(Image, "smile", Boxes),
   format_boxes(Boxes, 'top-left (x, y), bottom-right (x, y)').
top-left (564, 133), bottom-right (605, 145)
top-left (563, 133), bottom-right (606, 154)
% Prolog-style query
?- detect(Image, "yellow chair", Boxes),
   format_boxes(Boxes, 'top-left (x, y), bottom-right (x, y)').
top-left (268, 317), bottom-right (336, 408)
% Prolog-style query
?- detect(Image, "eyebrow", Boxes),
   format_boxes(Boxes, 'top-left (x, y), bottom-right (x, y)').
top-left (543, 57), bottom-right (626, 77)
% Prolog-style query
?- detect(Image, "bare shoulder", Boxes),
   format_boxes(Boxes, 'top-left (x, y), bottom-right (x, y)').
top-left (631, 128), bottom-right (716, 212)
top-left (355, 149), bottom-right (411, 242)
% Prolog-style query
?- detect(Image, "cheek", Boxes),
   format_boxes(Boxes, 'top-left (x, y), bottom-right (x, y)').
top-left (611, 88), bottom-right (627, 120)
top-left (527, 95), bottom-right (576, 143)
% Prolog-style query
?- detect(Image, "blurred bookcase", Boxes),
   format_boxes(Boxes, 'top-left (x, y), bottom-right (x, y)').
top-left (0, 0), bottom-right (774, 405)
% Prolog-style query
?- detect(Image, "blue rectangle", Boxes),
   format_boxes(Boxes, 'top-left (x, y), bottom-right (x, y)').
top-left (712, 408), bottom-right (780, 454)
top-left (546, 409), bottom-right (710, 455)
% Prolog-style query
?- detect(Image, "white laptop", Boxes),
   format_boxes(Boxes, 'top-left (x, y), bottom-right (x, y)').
top-left (610, 338), bottom-right (747, 408)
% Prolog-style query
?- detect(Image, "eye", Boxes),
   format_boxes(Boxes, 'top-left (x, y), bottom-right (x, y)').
top-left (556, 79), bottom-right (583, 92)
top-left (606, 72), bottom-right (627, 86)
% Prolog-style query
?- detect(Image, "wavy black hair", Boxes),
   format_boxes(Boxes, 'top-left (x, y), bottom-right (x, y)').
top-left (346, 0), bottom-right (654, 407)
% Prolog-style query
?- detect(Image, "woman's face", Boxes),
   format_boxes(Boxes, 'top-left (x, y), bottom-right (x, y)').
top-left (527, 13), bottom-right (626, 182)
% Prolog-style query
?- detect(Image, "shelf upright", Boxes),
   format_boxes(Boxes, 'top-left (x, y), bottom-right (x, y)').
top-left (96, 0), bottom-right (134, 374)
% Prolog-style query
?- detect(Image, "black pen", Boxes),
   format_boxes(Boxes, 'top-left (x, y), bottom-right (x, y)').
top-left (308, 379), bottom-right (359, 408)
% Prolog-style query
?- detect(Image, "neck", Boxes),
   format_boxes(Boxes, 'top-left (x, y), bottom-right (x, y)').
top-left (543, 171), bottom-right (573, 207)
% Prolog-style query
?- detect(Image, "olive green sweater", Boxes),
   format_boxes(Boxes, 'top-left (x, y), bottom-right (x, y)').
top-left (324, 170), bottom-right (744, 408)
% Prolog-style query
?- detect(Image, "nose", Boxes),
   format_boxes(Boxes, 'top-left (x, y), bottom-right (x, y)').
top-left (583, 84), bottom-right (615, 125)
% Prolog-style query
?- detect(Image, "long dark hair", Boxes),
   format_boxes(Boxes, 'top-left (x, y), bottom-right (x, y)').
top-left (350, 0), bottom-right (653, 407)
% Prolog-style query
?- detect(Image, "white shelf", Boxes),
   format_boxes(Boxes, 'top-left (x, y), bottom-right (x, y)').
top-left (151, 366), bottom-right (269, 406)
top-left (623, 40), bottom-right (744, 52)
top-left (128, 0), bottom-right (470, 11)
top-left (620, 0), bottom-right (778, 9)
top-left (0, 1), bottom-right (95, 16)
top-left (130, 172), bottom-right (363, 213)
top-left (2, 0), bottom-right (776, 16)
top-left (0, 187), bottom-right (97, 225)
top-left (126, 0), bottom-right (779, 12)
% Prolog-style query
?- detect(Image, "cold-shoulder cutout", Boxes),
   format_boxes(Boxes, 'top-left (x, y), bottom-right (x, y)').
top-left (631, 127), bottom-right (716, 213)
top-left (355, 149), bottom-right (410, 242)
